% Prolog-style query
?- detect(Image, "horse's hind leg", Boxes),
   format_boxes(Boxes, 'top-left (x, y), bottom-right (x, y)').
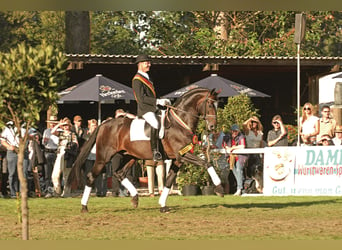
top-left (80, 160), bottom-right (107, 213)
top-left (111, 154), bottom-right (139, 208)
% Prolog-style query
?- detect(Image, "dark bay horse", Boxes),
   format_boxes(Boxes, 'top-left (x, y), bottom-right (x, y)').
top-left (67, 88), bottom-right (224, 213)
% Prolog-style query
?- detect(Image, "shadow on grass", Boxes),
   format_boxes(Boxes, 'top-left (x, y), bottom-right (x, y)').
top-left (193, 197), bottom-right (342, 210)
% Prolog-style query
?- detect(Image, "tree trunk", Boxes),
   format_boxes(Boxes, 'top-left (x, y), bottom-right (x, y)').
top-left (65, 11), bottom-right (90, 54)
top-left (17, 143), bottom-right (29, 240)
top-left (214, 11), bottom-right (228, 41)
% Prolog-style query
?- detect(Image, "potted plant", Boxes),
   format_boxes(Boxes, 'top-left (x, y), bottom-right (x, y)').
top-left (137, 160), bottom-right (148, 188)
top-left (176, 162), bottom-right (204, 196)
top-left (176, 142), bottom-right (209, 196)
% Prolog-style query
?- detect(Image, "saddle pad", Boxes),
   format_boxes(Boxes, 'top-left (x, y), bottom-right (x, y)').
top-left (130, 119), bottom-right (150, 141)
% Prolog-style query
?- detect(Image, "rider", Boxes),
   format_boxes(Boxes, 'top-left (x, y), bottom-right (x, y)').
top-left (132, 54), bottom-right (170, 161)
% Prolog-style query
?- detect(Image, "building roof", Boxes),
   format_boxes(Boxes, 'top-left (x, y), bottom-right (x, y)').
top-left (66, 54), bottom-right (342, 67)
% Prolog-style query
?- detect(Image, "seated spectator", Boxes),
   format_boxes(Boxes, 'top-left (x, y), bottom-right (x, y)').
top-left (332, 125), bottom-right (342, 146)
top-left (317, 134), bottom-right (333, 146)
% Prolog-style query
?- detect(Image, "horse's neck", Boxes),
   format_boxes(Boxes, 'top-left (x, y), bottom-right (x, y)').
top-left (171, 105), bottom-right (199, 133)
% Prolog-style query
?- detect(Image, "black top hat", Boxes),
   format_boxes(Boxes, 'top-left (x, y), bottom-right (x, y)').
top-left (135, 54), bottom-right (151, 64)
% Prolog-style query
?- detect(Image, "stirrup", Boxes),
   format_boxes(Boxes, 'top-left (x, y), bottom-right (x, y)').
top-left (153, 150), bottom-right (162, 161)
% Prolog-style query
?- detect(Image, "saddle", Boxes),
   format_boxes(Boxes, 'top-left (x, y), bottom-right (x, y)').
top-left (129, 109), bottom-right (167, 141)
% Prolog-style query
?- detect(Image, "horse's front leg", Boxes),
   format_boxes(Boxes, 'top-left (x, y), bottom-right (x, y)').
top-left (159, 161), bottom-right (180, 213)
top-left (182, 152), bottom-right (224, 197)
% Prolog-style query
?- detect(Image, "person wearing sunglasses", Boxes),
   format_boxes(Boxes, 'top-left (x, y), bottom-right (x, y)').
top-left (299, 102), bottom-right (320, 145)
top-left (266, 115), bottom-right (288, 147)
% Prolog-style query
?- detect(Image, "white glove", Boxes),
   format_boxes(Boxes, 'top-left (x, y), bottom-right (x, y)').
top-left (156, 98), bottom-right (171, 106)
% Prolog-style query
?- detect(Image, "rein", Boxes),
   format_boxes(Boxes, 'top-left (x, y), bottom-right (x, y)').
top-left (165, 91), bottom-right (216, 134)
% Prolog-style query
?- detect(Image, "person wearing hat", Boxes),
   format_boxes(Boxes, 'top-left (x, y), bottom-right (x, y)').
top-left (222, 124), bottom-right (248, 196)
top-left (1, 121), bottom-right (26, 198)
top-left (42, 115), bottom-right (59, 194)
top-left (317, 134), bottom-right (333, 146)
top-left (47, 117), bottom-right (78, 198)
top-left (132, 54), bottom-right (170, 161)
top-left (332, 125), bottom-right (342, 146)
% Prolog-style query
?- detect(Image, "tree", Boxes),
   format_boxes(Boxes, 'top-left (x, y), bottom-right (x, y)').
top-left (65, 11), bottom-right (90, 54)
top-left (217, 94), bottom-right (259, 131)
top-left (0, 11), bottom-right (65, 53)
top-left (0, 41), bottom-right (68, 239)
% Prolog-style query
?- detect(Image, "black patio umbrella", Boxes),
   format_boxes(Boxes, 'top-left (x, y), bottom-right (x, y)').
top-left (58, 74), bottom-right (135, 123)
top-left (162, 74), bottom-right (270, 98)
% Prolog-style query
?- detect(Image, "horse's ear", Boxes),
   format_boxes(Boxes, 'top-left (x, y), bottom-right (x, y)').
top-left (211, 88), bottom-right (220, 97)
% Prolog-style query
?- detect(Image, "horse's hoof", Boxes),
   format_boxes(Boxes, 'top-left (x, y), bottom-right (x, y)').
top-left (81, 205), bottom-right (88, 213)
top-left (214, 185), bottom-right (225, 197)
top-left (131, 194), bottom-right (139, 208)
top-left (160, 206), bottom-right (171, 213)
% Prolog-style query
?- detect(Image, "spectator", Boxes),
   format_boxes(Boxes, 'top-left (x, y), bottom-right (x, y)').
top-left (0, 143), bottom-right (9, 198)
top-left (243, 116), bottom-right (264, 148)
top-left (243, 116), bottom-right (264, 178)
top-left (317, 134), bottom-right (334, 146)
top-left (83, 119), bottom-right (107, 197)
top-left (332, 125), bottom-right (342, 146)
top-left (72, 115), bottom-right (86, 147)
top-left (0, 121), bottom-right (25, 198)
top-left (266, 114), bottom-right (288, 147)
top-left (317, 105), bottom-right (336, 142)
top-left (145, 159), bottom-right (165, 197)
top-left (27, 128), bottom-right (45, 197)
top-left (223, 124), bottom-right (248, 196)
top-left (47, 117), bottom-right (78, 198)
top-left (299, 102), bottom-right (319, 145)
top-left (42, 115), bottom-right (59, 194)
top-left (115, 108), bottom-right (136, 119)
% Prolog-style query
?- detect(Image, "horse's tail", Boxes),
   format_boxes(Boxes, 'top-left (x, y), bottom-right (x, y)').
top-left (67, 126), bottom-right (100, 187)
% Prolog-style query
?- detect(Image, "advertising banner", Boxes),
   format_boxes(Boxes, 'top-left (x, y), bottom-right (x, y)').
top-left (263, 146), bottom-right (342, 196)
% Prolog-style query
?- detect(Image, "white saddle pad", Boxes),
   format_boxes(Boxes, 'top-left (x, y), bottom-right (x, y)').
top-left (130, 119), bottom-right (150, 141)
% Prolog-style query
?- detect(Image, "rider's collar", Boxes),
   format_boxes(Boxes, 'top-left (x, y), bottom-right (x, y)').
top-left (137, 71), bottom-right (149, 80)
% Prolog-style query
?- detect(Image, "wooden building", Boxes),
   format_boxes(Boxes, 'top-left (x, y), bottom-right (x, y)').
top-left (63, 54), bottom-right (342, 131)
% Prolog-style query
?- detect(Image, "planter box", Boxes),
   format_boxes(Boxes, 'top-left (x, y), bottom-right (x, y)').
top-left (181, 184), bottom-right (200, 196)
top-left (138, 176), bottom-right (148, 188)
top-left (201, 186), bottom-right (215, 195)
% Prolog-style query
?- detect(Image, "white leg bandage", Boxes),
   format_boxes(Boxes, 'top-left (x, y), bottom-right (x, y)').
top-left (158, 187), bottom-right (170, 207)
top-left (121, 178), bottom-right (138, 197)
top-left (208, 166), bottom-right (221, 186)
top-left (81, 185), bottom-right (92, 206)
top-left (159, 110), bottom-right (166, 138)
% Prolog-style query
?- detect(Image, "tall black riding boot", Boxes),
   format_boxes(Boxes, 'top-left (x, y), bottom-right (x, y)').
top-left (151, 128), bottom-right (162, 161)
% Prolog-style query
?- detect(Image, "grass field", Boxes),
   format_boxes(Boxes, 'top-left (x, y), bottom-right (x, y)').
top-left (1, 194), bottom-right (342, 240)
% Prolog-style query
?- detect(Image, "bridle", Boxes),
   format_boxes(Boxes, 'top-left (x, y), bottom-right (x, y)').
top-left (165, 91), bottom-right (217, 134)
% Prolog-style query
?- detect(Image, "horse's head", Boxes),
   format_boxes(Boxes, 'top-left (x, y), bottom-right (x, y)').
top-left (199, 88), bottom-right (219, 131)
top-left (171, 88), bottom-right (219, 134)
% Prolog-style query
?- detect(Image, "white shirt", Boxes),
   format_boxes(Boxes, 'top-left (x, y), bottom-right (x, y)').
top-left (138, 70), bottom-right (149, 79)
top-left (332, 137), bottom-right (342, 146)
top-left (42, 128), bottom-right (58, 150)
top-left (1, 126), bottom-right (25, 148)
top-left (301, 115), bottom-right (319, 135)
